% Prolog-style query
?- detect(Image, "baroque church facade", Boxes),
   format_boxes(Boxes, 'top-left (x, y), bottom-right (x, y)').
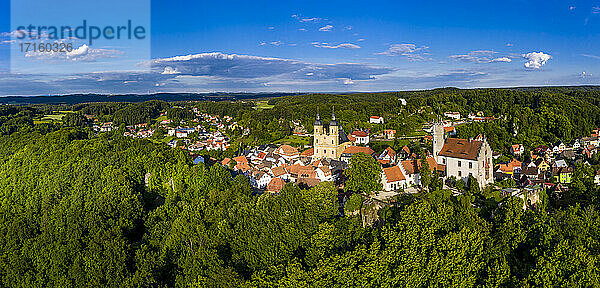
top-left (313, 109), bottom-right (352, 159)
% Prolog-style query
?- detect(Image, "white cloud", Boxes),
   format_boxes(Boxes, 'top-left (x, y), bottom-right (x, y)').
top-left (319, 25), bottom-right (334, 32)
top-left (491, 57), bottom-right (512, 62)
top-left (506, 43), bottom-right (514, 47)
top-left (357, 38), bottom-right (366, 42)
top-left (67, 44), bottom-right (90, 58)
top-left (343, 78), bottom-right (355, 85)
top-left (292, 15), bottom-right (322, 22)
top-left (24, 44), bottom-right (122, 62)
top-left (580, 71), bottom-right (592, 78)
top-left (581, 54), bottom-right (600, 60)
top-left (298, 28), bottom-right (307, 31)
top-left (312, 42), bottom-right (361, 49)
top-left (569, 6), bottom-right (576, 11)
top-left (161, 67), bottom-right (180, 75)
top-left (268, 26), bottom-right (275, 30)
top-left (377, 44), bottom-right (430, 60)
top-left (151, 52), bottom-right (393, 80)
top-left (450, 51), bottom-right (513, 63)
top-left (270, 41), bottom-right (283, 46)
top-left (522, 52), bottom-right (552, 69)
top-left (593, 7), bottom-right (600, 14)
top-left (449, 50), bottom-right (495, 62)
top-left (302, 18), bottom-right (321, 22)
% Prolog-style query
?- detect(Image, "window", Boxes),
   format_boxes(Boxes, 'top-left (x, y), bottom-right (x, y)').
top-left (458, 171), bottom-right (462, 177)
top-left (316, 139), bottom-right (318, 143)
top-left (332, 140), bottom-right (334, 144)
top-left (469, 162), bottom-right (472, 169)
top-left (442, 158), bottom-right (446, 164)
top-left (458, 161), bottom-right (462, 167)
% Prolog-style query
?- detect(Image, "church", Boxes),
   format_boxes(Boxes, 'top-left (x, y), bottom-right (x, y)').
top-left (313, 109), bottom-right (352, 159)
top-left (432, 121), bottom-right (494, 188)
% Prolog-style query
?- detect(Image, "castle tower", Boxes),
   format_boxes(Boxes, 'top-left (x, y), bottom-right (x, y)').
top-left (432, 119), bottom-right (445, 161)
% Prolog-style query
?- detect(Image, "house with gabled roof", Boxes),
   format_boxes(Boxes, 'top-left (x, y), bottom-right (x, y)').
top-left (382, 165), bottom-right (407, 191)
top-left (349, 130), bottom-right (370, 145)
top-left (369, 116), bottom-right (384, 124)
top-left (552, 167), bottom-right (573, 184)
top-left (399, 157), bottom-right (441, 187)
top-left (510, 144), bottom-right (524, 156)
top-left (267, 177), bottom-right (286, 194)
top-left (399, 145), bottom-right (411, 160)
top-left (340, 146), bottom-right (376, 163)
top-left (250, 169), bottom-right (272, 189)
top-left (275, 144), bottom-right (300, 161)
top-left (316, 166), bottom-right (334, 182)
top-left (271, 166), bottom-right (290, 181)
top-left (378, 146), bottom-right (397, 164)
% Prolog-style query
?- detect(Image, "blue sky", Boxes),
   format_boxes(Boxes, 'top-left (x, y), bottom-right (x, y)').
top-left (1, 0), bottom-right (600, 95)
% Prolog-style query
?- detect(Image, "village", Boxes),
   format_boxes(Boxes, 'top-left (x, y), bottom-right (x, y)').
top-left (90, 105), bottom-right (600, 210)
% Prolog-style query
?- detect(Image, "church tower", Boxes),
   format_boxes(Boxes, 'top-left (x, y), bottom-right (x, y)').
top-left (432, 118), bottom-right (445, 161)
top-left (314, 108), bottom-right (323, 135)
top-left (329, 107), bottom-right (339, 146)
top-left (313, 107), bottom-right (349, 160)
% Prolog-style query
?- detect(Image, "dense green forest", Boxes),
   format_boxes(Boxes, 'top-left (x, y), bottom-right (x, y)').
top-left (0, 87), bottom-right (600, 287)
top-left (0, 127), bottom-right (599, 287)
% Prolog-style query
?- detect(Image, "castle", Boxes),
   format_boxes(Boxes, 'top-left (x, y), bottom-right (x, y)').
top-left (432, 121), bottom-right (494, 188)
top-left (313, 109), bottom-right (352, 159)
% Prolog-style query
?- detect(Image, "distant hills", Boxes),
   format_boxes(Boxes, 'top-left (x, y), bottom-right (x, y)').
top-left (1, 86), bottom-right (600, 105)
top-left (0, 92), bottom-right (304, 105)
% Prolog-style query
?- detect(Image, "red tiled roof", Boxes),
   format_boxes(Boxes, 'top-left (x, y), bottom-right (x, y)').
top-left (235, 163), bottom-right (251, 172)
top-left (402, 145), bottom-right (410, 155)
top-left (383, 166), bottom-right (405, 183)
top-left (267, 177), bottom-right (286, 193)
top-left (443, 126), bottom-right (455, 133)
top-left (297, 177), bottom-right (321, 187)
top-left (352, 130), bottom-right (369, 137)
top-left (301, 148), bottom-right (314, 157)
top-left (318, 166), bottom-right (332, 176)
top-left (285, 164), bottom-right (303, 175)
top-left (401, 157), bottom-right (441, 175)
top-left (342, 146), bottom-right (375, 155)
top-left (271, 166), bottom-right (287, 177)
top-left (233, 155), bottom-right (248, 164)
top-left (438, 138), bottom-right (483, 160)
top-left (221, 158), bottom-right (232, 166)
top-left (277, 144), bottom-right (300, 156)
top-left (298, 166), bottom-right (317, 178)
top-left (383, 146), bottom-right (396, 158)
